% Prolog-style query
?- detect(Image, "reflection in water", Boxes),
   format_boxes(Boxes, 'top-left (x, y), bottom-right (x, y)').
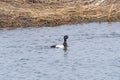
top-left (0, 22), bottom-right (120, 80)
top-left (63, 47), bottom-right (67, 52)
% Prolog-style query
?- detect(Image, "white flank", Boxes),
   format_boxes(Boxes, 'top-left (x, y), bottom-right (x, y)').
top-left (56, 45), bottom-right (64, 48)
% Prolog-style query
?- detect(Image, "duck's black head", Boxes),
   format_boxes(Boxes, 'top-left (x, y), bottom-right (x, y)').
top-left (64, 35), bottom-right (68, 40)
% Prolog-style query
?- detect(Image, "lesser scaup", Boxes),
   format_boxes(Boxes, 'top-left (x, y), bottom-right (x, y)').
top-left (50, 35), bottom-right (69, 49)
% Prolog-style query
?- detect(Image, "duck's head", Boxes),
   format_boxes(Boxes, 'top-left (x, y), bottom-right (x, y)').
top-left (64, 35), bottom-right (68, 40)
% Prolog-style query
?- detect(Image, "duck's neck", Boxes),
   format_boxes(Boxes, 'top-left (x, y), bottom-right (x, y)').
top-left (63, 39), bottom-right (67, 47)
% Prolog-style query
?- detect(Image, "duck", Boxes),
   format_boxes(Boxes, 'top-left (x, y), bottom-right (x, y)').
top-left (50, 35), bottom-right (69, 49)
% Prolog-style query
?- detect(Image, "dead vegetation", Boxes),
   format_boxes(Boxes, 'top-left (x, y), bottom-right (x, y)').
top-left (0, 0), bottom-right (120, 28)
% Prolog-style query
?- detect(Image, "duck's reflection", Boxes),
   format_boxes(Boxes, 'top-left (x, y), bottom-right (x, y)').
top-left (63, 47), bottom-right (67, 52)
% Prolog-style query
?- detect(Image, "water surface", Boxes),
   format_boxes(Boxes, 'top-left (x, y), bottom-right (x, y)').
top-left (0, 22), bottom-right (120, 80)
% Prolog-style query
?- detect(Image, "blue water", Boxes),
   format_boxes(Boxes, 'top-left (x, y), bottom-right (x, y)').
top-left (0, 22), bottom-right (120, 80)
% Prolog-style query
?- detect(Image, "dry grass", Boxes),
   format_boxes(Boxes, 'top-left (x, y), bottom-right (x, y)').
top-left (0, 0), bottom-right (120, 28)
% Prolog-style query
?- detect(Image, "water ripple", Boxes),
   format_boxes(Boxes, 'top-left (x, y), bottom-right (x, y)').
top-left (0, 22), bottom-right (120, 80)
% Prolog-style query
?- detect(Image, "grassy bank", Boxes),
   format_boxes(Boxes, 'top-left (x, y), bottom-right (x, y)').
top-left (0, 0), bottom-right (120, 28)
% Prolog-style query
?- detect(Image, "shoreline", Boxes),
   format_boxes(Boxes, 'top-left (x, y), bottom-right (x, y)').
top-left (0, 0), bottom-right (120, 28)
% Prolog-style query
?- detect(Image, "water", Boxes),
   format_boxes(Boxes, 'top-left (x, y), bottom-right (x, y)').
top-left (0, 22), bottom-right (120, 80)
